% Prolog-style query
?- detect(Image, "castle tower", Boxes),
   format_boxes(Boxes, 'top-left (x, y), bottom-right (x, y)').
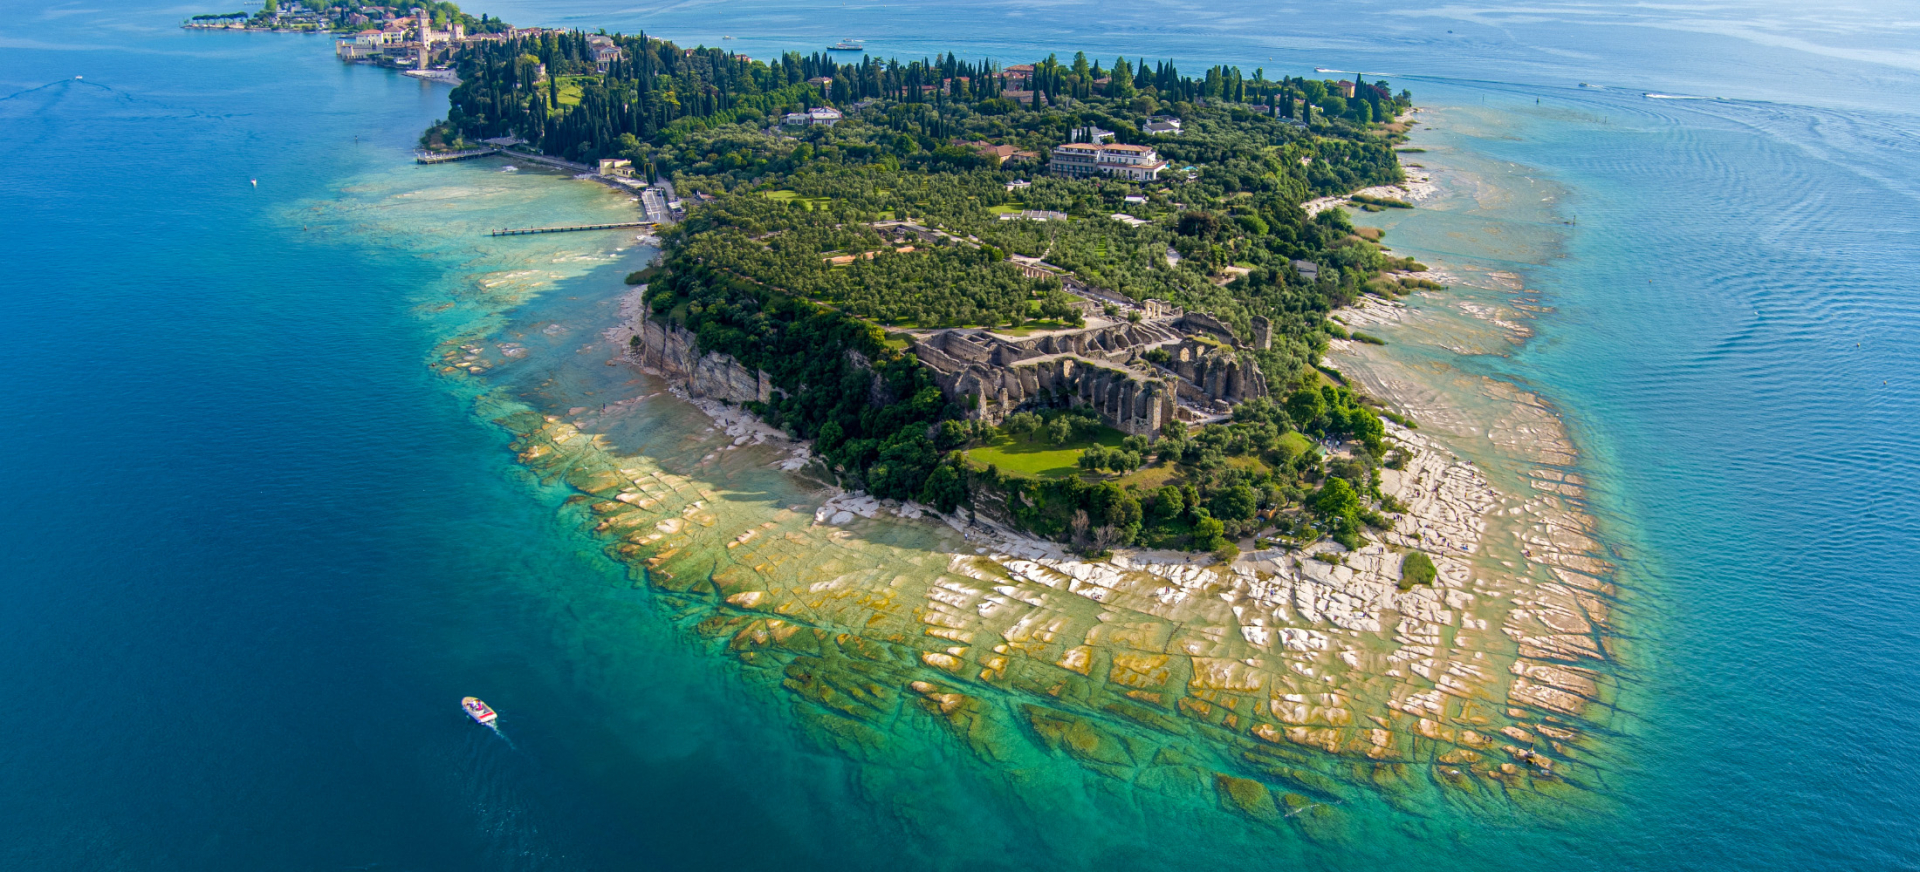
top-left (415, 7), bottom-right (431, 70)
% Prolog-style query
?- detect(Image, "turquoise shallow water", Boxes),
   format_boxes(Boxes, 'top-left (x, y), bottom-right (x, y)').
top-left (3, 2), bottom-right (1917, 869)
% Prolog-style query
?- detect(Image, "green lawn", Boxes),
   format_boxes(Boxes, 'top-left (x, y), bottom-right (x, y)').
top-left (989, 319), bottom-right (1080, 337)
top-left (1114, 461), bottom-right (1179, 490)
top-left (988, 202), bottom-right (1029, 215)
top-left (1277, 430), bottom-right (1315, 458)
top-left (551, 76), bottom-right (589, 108)
top-left (760, 190), bottom-right (833, 210)
top-left (965, 427), bottom-right (1125, 479)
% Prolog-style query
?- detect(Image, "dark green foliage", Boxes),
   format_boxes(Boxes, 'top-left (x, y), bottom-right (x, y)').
top-left (1209, 484), bottom-right (1258, 522)
top-left (1399, 550), bottom-right (1437, 590)
top-left (1286, 385), bottom-right (1385, 454)
top-left (1311, 477), bottom-right (1366, 550)
top-left (1078, 446), bottom-right (1143, 474)
top-left (1348, 193), bottom-right (1412, 209)
top-left (444, 31), bottom-right (1424, 554)
top-left (919, 461), bottom-right (968, 512)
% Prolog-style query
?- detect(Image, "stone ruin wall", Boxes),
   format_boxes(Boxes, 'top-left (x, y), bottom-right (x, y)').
top-left (942, 355), bottom-right (1174, 437)
top-left (911, 314), bottom-right (1272, 437)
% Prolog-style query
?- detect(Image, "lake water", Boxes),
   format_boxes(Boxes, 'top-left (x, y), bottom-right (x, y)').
top-left (3, 2), bottom-right (1916, 869)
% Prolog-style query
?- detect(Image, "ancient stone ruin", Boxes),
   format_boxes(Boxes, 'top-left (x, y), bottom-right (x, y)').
top-left (911, 313), bottom-right (1271, 437)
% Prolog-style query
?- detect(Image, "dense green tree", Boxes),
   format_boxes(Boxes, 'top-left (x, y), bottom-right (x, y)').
top-left (1400, 550), bottom-right (1437, 589)
top-left (1210, 484), bottom-right (1258, 522)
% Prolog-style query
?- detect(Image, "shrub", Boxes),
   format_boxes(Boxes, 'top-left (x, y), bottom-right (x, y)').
top-left (1378, 409), bottom-right (1417, 430)
top-left (1349, 193), bottom-right (1413, 209)
top-left (1399, 551), bottom-right (1437, 590)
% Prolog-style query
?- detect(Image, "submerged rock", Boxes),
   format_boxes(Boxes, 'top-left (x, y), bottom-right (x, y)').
top-left (1023, 705), bottom-right (1136, 769)
top-left (1215, 774), bottom-right (1280, 822)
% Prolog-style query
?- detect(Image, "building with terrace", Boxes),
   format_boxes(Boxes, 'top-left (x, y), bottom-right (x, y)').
top-left (1047, 142), bottom-right (1168, 181)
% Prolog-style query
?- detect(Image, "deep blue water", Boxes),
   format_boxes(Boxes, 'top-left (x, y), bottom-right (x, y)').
top-left (4, 1), bottom-right (1917, 869)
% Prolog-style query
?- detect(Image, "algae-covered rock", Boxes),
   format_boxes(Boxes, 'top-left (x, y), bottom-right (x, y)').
top-left (1214, 774), bottom-right (1280, 822)
top-left (836, 633), bottom-right (919, 668)
top-left (1281, 792), bottom-right (1349, 844)
top-left (782, 656), bottom-right (898, 722)
top-left (492, 410), bottom-right (547, 436)
top-left (1106, 652), bottom-right (1172, 690)
top-left (1238, 745), bottom-right (1350, 801)
top-left (1100, 700), bottom-right (1189, 737)
top-left (1023, 705), bottom-right (1135, 768)
top-left (1136, 761), bottom-right (1211, 800)
top-left (566, 466), bottom-right (626, 494)
top-left (790, 700), bottom-right (888, 760)
top-left (909, 684), bottom-right (1024, 765)
top-left (1432, 763), bottom-right (1477, 794)
top-left (694, 613), bottom-right (752, 640)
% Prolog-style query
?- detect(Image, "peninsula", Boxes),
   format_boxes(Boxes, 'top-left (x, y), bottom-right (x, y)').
top-left (424, 28), bottom-right (1617, 832)
top-left (433, 30), bottom-right (1434, 563)
top-left (188, 2), bottom-right (511, 79)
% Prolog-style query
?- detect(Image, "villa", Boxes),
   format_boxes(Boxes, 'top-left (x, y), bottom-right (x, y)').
top-left (1048, 142), bottom-right (1168, 181)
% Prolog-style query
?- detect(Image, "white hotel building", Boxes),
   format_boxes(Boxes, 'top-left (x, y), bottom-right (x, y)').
top-left (1047, 142), bottom-right (1169, 182)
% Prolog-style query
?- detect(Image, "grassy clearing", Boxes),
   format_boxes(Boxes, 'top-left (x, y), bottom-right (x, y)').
top-left (1277, 430), bottom-right (1316, 458)
top-left (988, 202), bottom-right (1029, 214)
top-left (760, 190), bottom-right (833, 210)
top-left (1114, 461), bottom-right (1180, 490)
top-left (551, 76), bottom-right (589, 108)
top-left (989, 318), bottom-right (1081, 337)
top-left (966, 427), bottom-right (1125, 479)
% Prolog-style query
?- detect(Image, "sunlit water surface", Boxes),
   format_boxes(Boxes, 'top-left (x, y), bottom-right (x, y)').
top-left (2, 1), bottom-right (1916, 869)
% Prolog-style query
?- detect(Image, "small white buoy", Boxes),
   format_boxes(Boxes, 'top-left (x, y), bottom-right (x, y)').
top-left (250, 179), bottom-right (257, 187)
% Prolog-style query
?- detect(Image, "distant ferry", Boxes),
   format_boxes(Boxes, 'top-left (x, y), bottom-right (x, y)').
top-left (462, 697), bottom-right (497, 726)
top-left (829, 39), bottom-right (864, 51)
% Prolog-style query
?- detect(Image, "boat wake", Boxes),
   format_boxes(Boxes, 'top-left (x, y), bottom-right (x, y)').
top-left (481, 721), bottom-right (516, 750)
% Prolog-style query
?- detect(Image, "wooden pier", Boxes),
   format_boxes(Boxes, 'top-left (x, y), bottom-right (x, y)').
top-left (415, 148), bottom-right (500, 164)
top-left (490, 221), bottom-right (653, 237)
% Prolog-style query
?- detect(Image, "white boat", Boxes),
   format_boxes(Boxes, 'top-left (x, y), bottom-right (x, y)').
top-left (462, 696), bottom-right (497, 726)
top-left (829, 39), bottom-right (864, 51)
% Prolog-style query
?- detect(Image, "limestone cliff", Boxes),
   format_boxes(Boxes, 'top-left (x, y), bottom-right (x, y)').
top-left (625, 317), bottom-right (772, 405)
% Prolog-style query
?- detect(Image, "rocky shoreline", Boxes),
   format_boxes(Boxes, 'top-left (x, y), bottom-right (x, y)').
top-left (465, 276), bottom-right (1617, 835)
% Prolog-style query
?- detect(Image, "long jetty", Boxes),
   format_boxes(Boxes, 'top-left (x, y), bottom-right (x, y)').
top-left (416, 148), bottom-right (500, 164)
top-left (490, 221), bottom-right (653, 237)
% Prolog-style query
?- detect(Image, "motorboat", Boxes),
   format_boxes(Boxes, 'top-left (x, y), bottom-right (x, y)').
top-left (462, 696), bottom-right (498, 726)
